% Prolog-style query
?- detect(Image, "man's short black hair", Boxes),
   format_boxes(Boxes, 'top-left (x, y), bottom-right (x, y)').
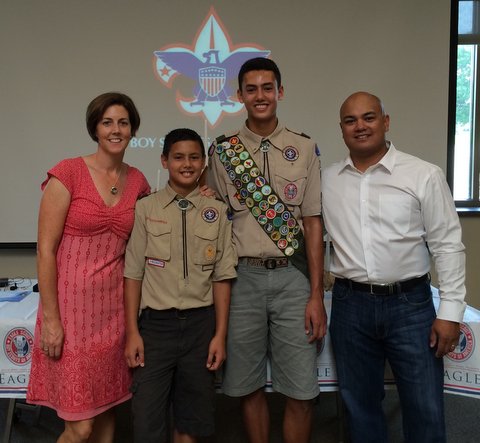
top-left (162, 128), bottom-right (205, 157)
top-left (238, 58), bottom-right (282, 90)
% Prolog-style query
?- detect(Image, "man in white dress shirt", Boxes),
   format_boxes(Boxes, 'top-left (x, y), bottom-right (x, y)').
top-left (322, 91), bottom-right (466, 443)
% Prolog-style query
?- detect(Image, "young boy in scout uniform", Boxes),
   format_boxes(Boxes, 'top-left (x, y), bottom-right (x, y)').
top-left (207, 58), bottom-right (326, 443)
top-left (124, 128), bottom-right (237, 443)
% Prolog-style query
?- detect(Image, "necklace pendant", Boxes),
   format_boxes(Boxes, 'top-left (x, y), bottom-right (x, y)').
top-left (110, 186), bottom-right (118, 195)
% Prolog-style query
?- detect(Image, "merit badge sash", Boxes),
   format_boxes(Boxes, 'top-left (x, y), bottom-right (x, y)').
top-left (214, 134), bottom-right (309, 279)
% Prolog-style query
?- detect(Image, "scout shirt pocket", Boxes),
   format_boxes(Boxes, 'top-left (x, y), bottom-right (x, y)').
top-left (274, 166), bottom-right (307, 207)
top-left (226, 183), bottom-right (248, 212)
top-left (193, 223), bottom-right (219, 268)
top-left (145, 219), bottom-right (171, 260)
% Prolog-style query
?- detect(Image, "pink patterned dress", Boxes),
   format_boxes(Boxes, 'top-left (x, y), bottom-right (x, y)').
top-left (27, 157), bottom-right (150, 420)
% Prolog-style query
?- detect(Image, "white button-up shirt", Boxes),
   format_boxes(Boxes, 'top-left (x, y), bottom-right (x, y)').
top-left (322, 143), bottom-right (466, 322)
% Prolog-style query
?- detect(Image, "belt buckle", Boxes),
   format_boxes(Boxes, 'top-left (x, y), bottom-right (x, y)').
top-left (264, 259), bottom-right (276, 270)
top-left (370, 282), bottom-right (395, 295)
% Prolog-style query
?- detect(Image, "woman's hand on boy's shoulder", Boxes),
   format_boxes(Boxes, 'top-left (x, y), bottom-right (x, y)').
top-left (199, 184), bottom-right (216, 199)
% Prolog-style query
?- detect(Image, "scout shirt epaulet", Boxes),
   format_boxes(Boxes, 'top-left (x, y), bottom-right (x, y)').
top-left (285, 127), bottom-right (311, 139)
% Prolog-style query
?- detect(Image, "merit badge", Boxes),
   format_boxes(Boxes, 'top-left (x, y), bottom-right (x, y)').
top-left (222, 141), bottom-right (231, 149)
top-left (284, 183), bottom-right (298, 200)
top-left (252, 207), bottom-right (261, 217)
top-left (234, 179), bottom-right (242, 189)
top-left (235, 165), bottom-right (245, 174)
top-left (283, 146), bottom-right (299, 161)
top-left (223, 161), bottom-right (231, 171)
top-left (250, 167), bottom-right (260, 178)
top-left (241, 173), bottom-right (251, 183)
top-left (282, 211), bottom-right (291, 221)
top-left (271, 231), bottom-right (281, 241)
top-left (204, 244), bottom-right (216, 261)
top-left (274, 203), bottom-right (285, 213)
top-left (228, 170), bottom-right (236, 181)
top-left (226, 148), bottom-right (235, 157)
top-left (253, 191), bottom-right (263, 202)
top-left (266, 209), bottom-right (276, 219)
top-left (220, 152), bottom-right (227, 162)
top-left (239, 151), bottom-right (249, 160)
top-left (264, 223), bottom-right (274, 233)
top-left (258, 215), bottom-right (268, 225)
top-left (245, 197), bottom-right (254, 208)
top-left (202, 207), bottom-right (218, 223)
top-left (255, 177), bottom-right (266, 187)
top-left (231, 157), bottom-right (240, 166)
top-left (285, 246), bottom-right (294, 256)
top-left (261, 185), bottom-right (272, 196)
top-left (280, 225), bottom-right (289, 236)
top-left (259, 200), bottom-right (269, 211)
top-left (240, 189), bottom-right (249, 199)
top-left (244, 159), bottom-right (253, 169)
top-left (234, 143), bottom-right (245, 153)
top-left (273, 217), bottom-right (283, 228)
top-left (247, 182), bottom-right (257, 193)
top-left (216, 144), bottom-right (225, 154)
top-left (277, 239), bottom-right (287, 249)
top-left (267, 194), bottom-right (278, 205)
top-left (230, 136), bottom-right (239, 145)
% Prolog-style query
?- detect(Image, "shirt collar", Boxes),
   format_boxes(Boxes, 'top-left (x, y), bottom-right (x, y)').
top-left (240, 120), bottom-right (285, 153)
top-left (158, 183), bottom-right (202, 208)
top-left (339, 141), bottom-right (396, 174)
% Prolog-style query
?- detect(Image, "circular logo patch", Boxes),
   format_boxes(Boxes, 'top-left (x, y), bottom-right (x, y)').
top-left (283, 146), bottom-right (299, 161)
top-left (4, 327), bottom-right (34, 365)
top-left (284, 183), bottom-right (298, 200)
top-left (202, 207), bottom-right (218, 223)
top-left (447, 323), bottom-right (475, 362)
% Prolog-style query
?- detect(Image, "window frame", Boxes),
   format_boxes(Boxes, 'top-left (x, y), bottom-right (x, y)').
top-left (448, 0), bottom-right (480, 213)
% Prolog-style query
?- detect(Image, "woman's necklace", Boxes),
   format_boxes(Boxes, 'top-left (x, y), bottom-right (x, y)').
top-left (110, 167), bottom-right (122, 195)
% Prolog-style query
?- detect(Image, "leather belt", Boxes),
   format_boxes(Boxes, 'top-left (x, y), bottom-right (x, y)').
top-left (142, 305), bottom-right (213, 320)
top-left (335, 274), bottom-right (429, 296)
top-left (240, 257), bottom-right (289, 270)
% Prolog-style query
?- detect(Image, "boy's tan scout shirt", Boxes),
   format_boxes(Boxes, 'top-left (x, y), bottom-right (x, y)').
top-left (124, 184), bottom-right (237, 311)
top-left (207, 122), bottom-right (321, 258)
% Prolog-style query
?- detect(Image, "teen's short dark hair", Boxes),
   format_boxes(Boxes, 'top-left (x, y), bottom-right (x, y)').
top-left (163, 128), bottom-right (205, 158)
top-left (238, 58), bottom-right (282, 90)
top-left (86, 92), bottom-right (140, 142)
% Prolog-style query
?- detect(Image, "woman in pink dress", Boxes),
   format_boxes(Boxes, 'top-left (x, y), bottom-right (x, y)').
top-left (27, 92), bottom-right (150, 442)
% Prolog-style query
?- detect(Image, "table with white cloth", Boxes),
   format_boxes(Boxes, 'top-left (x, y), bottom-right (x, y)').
top-left (2, 286), bottom-right (480, 442)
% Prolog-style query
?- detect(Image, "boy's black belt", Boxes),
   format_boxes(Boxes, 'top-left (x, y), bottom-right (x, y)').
top-left (240, 257), bottom-right (289, 269)
top-left (142, 305), bottom-right (213, 319)
top-left (335, 274), bottom-right (429, 295)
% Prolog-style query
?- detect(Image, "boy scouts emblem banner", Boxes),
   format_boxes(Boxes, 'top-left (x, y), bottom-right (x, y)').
top-left (153, 7), bottom-right (270, 127)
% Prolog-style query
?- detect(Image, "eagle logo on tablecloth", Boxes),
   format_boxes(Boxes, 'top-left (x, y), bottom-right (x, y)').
top-left (3, 327), bottom-right (34, 365)
top-left (153, 7), bottom-right (270, 127)
top-left (447, 323), bottom-right (475, 362)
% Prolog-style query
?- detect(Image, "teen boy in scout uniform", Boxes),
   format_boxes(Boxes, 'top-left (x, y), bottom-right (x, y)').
top-left (207, 58), bottom-right (326, 443)
top-left (124, 128), bottom-right (237, 443)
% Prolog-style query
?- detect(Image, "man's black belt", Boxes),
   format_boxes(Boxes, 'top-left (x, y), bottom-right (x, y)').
top-left (335, 274), bottom-right (429, 295)
top-left (240, 257), bottom-right (289, 270)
